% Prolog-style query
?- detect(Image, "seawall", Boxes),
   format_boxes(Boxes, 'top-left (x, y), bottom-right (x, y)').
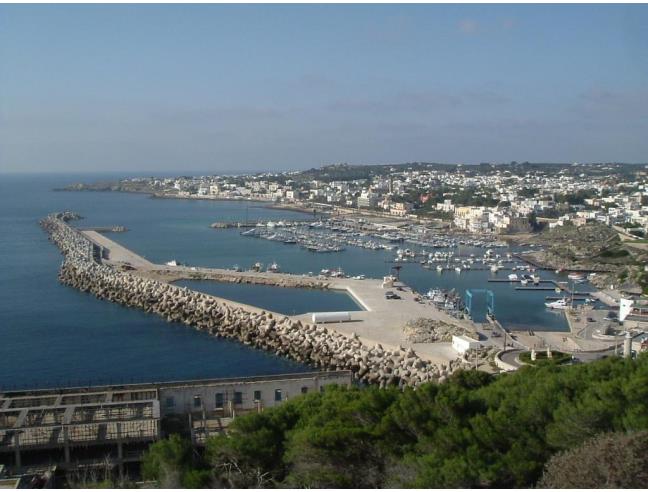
top-left (40, 212), bottom-right (458, 388)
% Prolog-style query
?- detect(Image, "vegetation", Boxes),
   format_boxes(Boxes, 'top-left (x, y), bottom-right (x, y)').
top-left (554, 189), bottom-right (598, 205)
top-left (518, 350), bottom-right (572, 365)
top-left (539, 431), bottom-right (648, 488)
top-left (142, 434), bottom-right (211, 488)
top-left (599, 247), bottom-right (630, 258)
top-left (143, 354), bottom-right (648, 488)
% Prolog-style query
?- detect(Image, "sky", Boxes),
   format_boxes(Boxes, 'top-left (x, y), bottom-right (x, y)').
top-left (1, 4), bottom-right (647, 174)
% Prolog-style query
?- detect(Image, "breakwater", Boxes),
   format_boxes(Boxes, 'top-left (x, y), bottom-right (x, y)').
top-left (40, 212), bottom-right (456, 388)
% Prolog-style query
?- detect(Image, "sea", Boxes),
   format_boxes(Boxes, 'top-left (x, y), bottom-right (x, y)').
top-left (0, 173), bottom-right (580, 391)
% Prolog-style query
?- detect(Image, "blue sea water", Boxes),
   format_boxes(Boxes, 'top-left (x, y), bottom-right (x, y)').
top-left (0, 173), bottom-right (575, 390)
top-left (0, 174), bottom-right (311, 391)
top-left (174, 280), bottom-right (363, 316)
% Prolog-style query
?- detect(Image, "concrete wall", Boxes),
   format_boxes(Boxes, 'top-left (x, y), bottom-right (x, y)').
top-left (494, 350), bottom-right (519, 372)
top-left (159, 371), bottom-right (352, 416)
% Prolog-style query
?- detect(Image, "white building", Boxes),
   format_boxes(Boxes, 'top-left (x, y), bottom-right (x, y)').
top-left (452, 335), bottom-right (481, 355)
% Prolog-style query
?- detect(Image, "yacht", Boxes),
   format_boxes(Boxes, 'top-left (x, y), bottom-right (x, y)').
top-left (568, 273), bottom-right (586, 282)
top-left (508, 273), bottom-right (519, 281)
top-left (436, 265), bottom-right (444, 272)
top-left (455, 266), bottom-right (462, 273)
top-left (490, 264), bottom-right (499, 273)
top-left (545, 298), bottom-right (569, 310)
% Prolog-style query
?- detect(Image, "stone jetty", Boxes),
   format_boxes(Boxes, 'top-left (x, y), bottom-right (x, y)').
top-left (40, 212), bottom-right (458, 388)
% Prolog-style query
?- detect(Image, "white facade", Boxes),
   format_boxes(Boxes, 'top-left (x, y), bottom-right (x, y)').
top-left (452, 335), bottom-right (481, 354)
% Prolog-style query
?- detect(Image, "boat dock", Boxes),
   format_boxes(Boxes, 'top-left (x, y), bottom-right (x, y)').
top-left (79, 229), bottom-right (469, 365)
top-left (210, 220), bottom-right (313, 229)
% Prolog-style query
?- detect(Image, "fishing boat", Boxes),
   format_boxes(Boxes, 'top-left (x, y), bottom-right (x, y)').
top-left (252, 262), bottom-right (263, 272)
top-left (545, 298), bottom-right (569, 310)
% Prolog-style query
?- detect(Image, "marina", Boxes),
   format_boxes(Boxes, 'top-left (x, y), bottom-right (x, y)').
top-left (0, 175), bottom-right (614, 392)
top-left (77, 226), bottom-right (475, 365)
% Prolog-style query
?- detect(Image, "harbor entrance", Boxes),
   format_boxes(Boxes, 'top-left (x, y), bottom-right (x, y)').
top-left (465, 289), bottom-right (495, 320)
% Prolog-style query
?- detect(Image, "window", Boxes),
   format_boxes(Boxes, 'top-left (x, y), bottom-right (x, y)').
top-left (193, 395), bottom-right (202, 408)
top-left (274, 389), bottom-right (282, 402)
top-left (234, 391), bottom-right (243, 405)
top-left (215, 392), bottom-right (224, 408)
top-left (301, 386), bottom-right (308, 394)
top-left (165, 397), bottom-right (175, 408)
top-left (253, 390), bottom-right (261, 401)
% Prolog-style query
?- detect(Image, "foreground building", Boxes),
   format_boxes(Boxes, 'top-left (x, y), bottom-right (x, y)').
top-left (0, 371), bottom-right (351, 474)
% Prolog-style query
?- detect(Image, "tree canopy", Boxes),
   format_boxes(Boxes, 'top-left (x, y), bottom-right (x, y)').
top-left (144, 354), bottom-right (648, 488)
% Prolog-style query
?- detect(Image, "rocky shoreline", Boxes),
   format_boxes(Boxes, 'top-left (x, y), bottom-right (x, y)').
top-left (40, 212), bottom-right (460, 388)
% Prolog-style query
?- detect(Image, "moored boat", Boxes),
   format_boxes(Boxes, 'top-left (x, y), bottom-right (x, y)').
top-left (545, 298), bottom-right (569, 310)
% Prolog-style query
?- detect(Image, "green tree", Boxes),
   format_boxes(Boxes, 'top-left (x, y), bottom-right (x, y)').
top-left (142, 434), bottom-right (209, 488)
top-left (539, 431), bottom-right (648, 488)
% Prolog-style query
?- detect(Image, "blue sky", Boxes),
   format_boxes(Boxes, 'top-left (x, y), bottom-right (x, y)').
top-left (1, 4), bottom-right (647, 173)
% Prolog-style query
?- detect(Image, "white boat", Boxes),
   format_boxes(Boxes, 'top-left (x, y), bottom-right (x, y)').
top-left (252, 262), bottom-right (263, 272)
top-left (267, 262), bottom-right (280, 273)
top-left (436, 265), bottom-right (444, 272)
top-left (545, 298), bottom-right (569, 310)
top-left (568, 273), bottom-right (585, 282)
top-left (165, 260), bottom-right (178, 267)
top-left (508, 273), bottom-right (519, 281)
top-left (520, 278), bottom-right (528, 285)
top-left (455, 266), bottom-right (462, 273)
top-left (490, 265), bottom-right (499, 273)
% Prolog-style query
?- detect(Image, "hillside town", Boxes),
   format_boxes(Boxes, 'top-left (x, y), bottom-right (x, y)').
top-left (68, 162), bottom-right (648, 238)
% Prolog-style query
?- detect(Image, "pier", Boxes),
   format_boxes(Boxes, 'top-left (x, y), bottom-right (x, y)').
top-left (210, 220), bottom-right (313, 229)
top-left (79, 229), bottom-right (468, 365)
top-left (42, 212), bottom-right (473, 392)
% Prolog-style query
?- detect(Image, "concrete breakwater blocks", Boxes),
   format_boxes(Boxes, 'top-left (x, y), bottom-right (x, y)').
top-left (40, 212), bottom-right (457, 388)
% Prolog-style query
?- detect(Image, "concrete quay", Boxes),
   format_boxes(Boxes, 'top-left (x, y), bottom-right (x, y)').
top-left (41, 213), bottom-right (471, 388)
top-left (80, 229), bottom-right (472, 365)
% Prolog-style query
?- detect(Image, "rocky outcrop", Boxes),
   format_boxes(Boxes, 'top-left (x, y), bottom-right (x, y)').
top-left (40, 212), bottom-right (453, 388)
top-left (403, 318), bottom-right (476, 343)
